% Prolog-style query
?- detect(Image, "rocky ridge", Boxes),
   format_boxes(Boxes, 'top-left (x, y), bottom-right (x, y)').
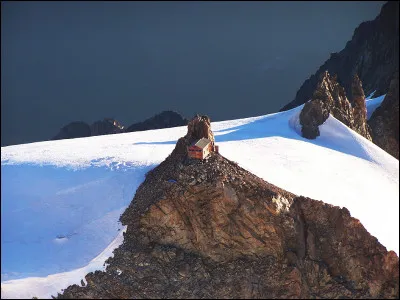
top-left (299, 71), bottom-right (372, 140)
top-left (52, 121), bottom-right (92, 141)
top-left (56, 116), bottom-right (399, 299)
top-left (125, 111), bottom-right (188, 133)
top-left (90, 118), bottom-right (124, 136)
top-left (52, 111), bottom-right (188, 141)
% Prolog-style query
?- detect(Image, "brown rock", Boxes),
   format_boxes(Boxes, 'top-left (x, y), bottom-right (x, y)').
top-left (299, 99), bottom-right (329, 139)
top-left (352, 74), bottom-right (372, 140)
top-left (169, 114), bottom-right (215, 159)
top-left (299, 71), bottom-right (372, 140)
top-left (186, 115), bottom-right (215, 144)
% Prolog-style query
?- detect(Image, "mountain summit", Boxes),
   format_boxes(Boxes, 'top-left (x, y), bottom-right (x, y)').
top-left (57, 115), bottom-right (399, 299)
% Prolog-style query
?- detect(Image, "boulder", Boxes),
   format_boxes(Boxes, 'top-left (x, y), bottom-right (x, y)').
top-left (299, 100), bottom-right (329, 139)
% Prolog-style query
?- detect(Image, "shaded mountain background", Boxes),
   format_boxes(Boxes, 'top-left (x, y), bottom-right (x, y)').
top-left (281, 1), bottom-right (399, 111)
top-left (281, 1), bottom-right (399, 158)
top-left (125, 111), bottom-right (188, 133)
top-left (1, 1), bottom-right (385, 146)
top-left (52, 111), bottom-right (188, 140)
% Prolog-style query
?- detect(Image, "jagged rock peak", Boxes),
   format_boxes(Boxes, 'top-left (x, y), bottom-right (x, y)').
top-left (312, 71), bottom-right (349, 108)
top-left (352, 74), bottom-right (372, 140)
top-left (170, 114), bottom-right (215, 158)
top-left (90, 118), bottom-right (125, 136)
top-left (312, 71), bottom-right (353, 121)
top-left (186, 114), bottom-right (215, 144)
top-left (299, 71), bottom-right (371, 140)
top-left (52, 121), bottom-right (91, 141)
top-left (125, 110), bottom-right (188, 133)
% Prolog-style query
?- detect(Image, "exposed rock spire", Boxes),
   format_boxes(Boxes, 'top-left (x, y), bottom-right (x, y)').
top-left (170, 114), bottom-right (215, 158)
top-left (299, 71), bottom-right (372, 140)
top-left (352, 74), bottom-right (372, 140)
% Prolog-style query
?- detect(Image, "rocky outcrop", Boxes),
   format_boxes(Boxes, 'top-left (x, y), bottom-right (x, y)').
top-left (281, 1), bottom-right (399, 112)
top-left (90, 118), bottom-right (124, 136)
top-left (368, 72), bottom-right (399, 159)
top-left (126, 110), bottom-right (188, 133)
top-left (299, 100), bottom-right (329, 139)
top-left (186, 115), bottom-right (215, 144)
top-left (52, 121), bottom-right (91, 140)
top-left (170, 114), bottom-right (215, 159)
top-left (299, 71), bottom-right (371, 140)
top-left (352, 74), bottom-right (372, 140)
top-left (56, 117), bottom-right (398, 299)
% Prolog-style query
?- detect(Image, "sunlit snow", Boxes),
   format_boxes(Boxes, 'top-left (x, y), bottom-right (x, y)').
top-left (1, 95), bottom-right (398, 298)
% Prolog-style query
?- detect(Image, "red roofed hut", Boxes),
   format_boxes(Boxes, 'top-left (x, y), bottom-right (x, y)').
top-left (188, 138), bottom-right (213, 159)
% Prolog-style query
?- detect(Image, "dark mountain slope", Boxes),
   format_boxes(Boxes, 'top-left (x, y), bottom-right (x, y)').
top-left (281, 1), bottom-right (399, 111)
top-left (368, 72), bottom-right (399, 159)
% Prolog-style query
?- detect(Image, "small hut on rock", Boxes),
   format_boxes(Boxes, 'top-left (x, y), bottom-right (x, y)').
top-left (188, 138), bottom-right (213, 159)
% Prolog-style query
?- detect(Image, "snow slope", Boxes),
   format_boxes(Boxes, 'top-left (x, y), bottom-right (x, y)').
top-left (366, 94), bottom-right (386, 119)
top-left (1, 95), bottom-right (398, 298)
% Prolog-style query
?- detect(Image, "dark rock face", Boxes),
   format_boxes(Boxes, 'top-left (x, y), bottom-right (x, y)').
top-left (90, 118), bottom-right (124, 136)
top-left (368, 72), bottom-right (399, 159)
top-left (57, 121), bottom-right (398, 299)
top-left (281, 1), bottom-right (399, 111)
top-left (299, 71), bottom-right (371, 140)
top-left (52, 121), bottom-right (91, 140)
top-left (126, 110), bottom-right (188, 133)
top-left (299, 100), bottom-right (329, 139)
